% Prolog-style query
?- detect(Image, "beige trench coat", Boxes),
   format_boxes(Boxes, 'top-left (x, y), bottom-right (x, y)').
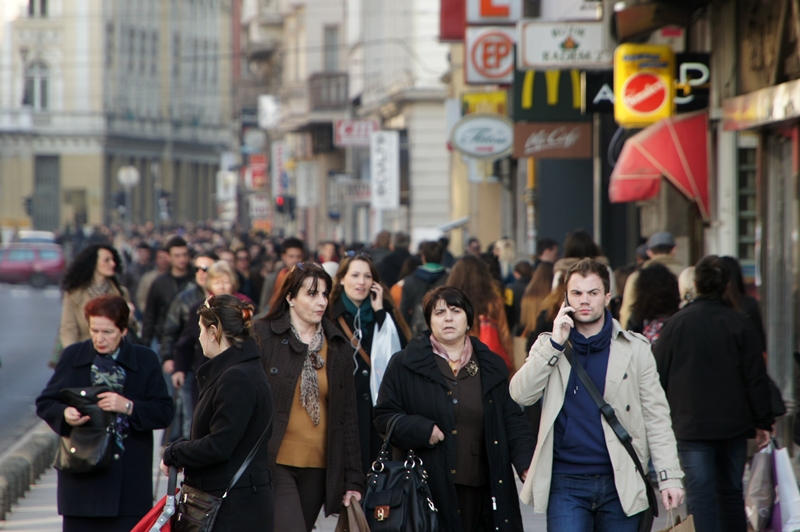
top-left (59, 284), bottom-right (127, 349)
top-left (509, 319), bottom-right (683, 516)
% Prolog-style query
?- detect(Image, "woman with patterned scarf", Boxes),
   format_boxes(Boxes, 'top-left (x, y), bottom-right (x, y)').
top-left (37, 294), bottom-right (173, 532)
top-left (254, 262), bottom-right (365, 531)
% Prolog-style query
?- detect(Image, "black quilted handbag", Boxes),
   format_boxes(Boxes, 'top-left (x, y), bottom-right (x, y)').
top-left (53, 386), bottom-right (116, 473)
top-left (363, 414), bottom-right (439, 532)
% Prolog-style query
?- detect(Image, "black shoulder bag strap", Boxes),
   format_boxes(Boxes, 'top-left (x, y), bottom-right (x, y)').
top-left (563, 342), bottom-right (659, 519)
top-left (222, 413), bottom-right (273, 499)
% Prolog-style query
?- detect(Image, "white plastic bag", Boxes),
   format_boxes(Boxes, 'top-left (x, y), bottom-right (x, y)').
top-left (774, 445), bottom-right (800, 532)
top-left (369, 313), bottom-right (402, 405)
top-left (745, 444), bottom-right (774, 532)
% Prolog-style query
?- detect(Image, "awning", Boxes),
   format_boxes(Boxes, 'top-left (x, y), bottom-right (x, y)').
top-left (609, 110), bottom-right (709, 220)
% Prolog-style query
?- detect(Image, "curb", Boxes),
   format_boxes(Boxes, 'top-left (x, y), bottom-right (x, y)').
top-left (0, 422), bottom-right (58, 520)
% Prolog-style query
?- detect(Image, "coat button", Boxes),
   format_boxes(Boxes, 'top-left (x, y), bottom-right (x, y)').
top-left (494, 441), bottom-right (498, 445)
top-left (498, 479), bottom-right (503, 484)
top-left (362, 370), bottom-right (369, 377)
top-left (252, 486), bottom-right (258, 494)
top-left (626, 405), bottom-right (630, 411)
top-left (362, 393), bottom-right (370, 401)
top-left (281, 339), bottom-right (289, 344)
top-left (452, 399), bottom-right (458, 404)
top-left (114, 454), bottom-right (120, 460)
top-left (447, 391), bottom-right (452, 396)
top-left (451, 430), bottom-right (457, 435)
top-left (451, 469), bottom-right (456, 474)
top-left (452, 381), bottom-right (458, 386)
top-left (270, 368), bottom-right (278, 375)
top-left (623, 373), bottom-right (628, 379)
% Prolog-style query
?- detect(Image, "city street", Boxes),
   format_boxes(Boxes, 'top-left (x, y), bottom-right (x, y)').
top-left (0, 284), bottom-right (60, 455)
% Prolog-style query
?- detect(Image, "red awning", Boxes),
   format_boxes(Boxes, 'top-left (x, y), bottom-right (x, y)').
top-left (609, 110), bottom-right (710, 220)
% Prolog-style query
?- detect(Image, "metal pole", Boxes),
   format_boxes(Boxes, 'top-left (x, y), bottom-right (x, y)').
top-left (125, 186), bottom-right (132, 237)
top-left (526, 157), bottom-right (537, 256)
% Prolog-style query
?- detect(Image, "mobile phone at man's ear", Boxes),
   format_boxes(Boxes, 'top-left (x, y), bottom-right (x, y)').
top-left (564, 292), bottom-right (574, 319)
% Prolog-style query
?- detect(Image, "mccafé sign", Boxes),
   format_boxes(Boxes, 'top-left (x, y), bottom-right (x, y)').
top-left (614, 44), bottom-right (675, 128)
top-left (513, 122), bottom-right (592, 159)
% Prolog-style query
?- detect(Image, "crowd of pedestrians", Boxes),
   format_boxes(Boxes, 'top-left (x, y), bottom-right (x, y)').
top-left (31, 221), bottom-right (788, 532)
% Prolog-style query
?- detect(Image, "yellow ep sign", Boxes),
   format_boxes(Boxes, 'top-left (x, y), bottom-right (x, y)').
top-left (614, 44), bottom-right (676, 128)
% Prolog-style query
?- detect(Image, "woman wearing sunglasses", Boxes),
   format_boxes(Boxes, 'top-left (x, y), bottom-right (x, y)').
top-left (254, 262), bottom-right (364, 531)
top-left (329, 252), bottom-right (411, 474)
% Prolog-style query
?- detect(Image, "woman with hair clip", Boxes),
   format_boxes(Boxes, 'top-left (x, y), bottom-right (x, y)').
top-left (329, 252), bottom-right (411, 474)
top-left (59, 244), bottom-right (129, 352)
top-left (160, 294), bottom-right (274, 532)
top-left (253, 262), bottom-right (364, 532)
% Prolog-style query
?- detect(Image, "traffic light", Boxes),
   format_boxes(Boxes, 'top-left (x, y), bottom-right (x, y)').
top-left (23, 197), bottom-right (32, 216)
top-left (275, 195), bottom-right (285, 214)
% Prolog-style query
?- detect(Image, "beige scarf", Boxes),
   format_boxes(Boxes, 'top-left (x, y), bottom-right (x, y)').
top-left (430, 335), bottom-right (473, 376)
top-left (290, 324), bottom-right (325, 425)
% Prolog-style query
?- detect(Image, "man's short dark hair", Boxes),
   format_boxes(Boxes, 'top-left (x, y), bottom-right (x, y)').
top-left (536, 238), bottom-right (558, 256)
top-left (419, 241), bottom-right (443, 264)
top-left (393, 232), bottom-right (410, 249)
top-left (694, 255), bottom-right (730, 298)
top-left (513, 260), bottom-right (533, 278)
top-left (565, 258), bottom-right (611, 294)
top-left (196, 251), bottom-right (219, 261)
top-left (281, 237), bottom-right (305, 255)
top-left (423, 286), bottom-right (474, 330)
top-left (467, 237), bottom-right (480, 247)
top-left (164, 236), bottom-right (188, 252)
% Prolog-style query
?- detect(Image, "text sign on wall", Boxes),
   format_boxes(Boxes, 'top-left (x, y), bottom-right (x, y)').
top-left (539, 0), bottom-right (602, 21)
top-left (370, 131), bottom-right (400, 210)
top-left (613, 44), bottom-right (675, 128)
top-left (450, 114), bottom-right (514, 159)
top-left (334, 119), bottom-right (381, 147)
top-left (513, 122), bottom-right (592, 159)
top-left (466, 27), bottom-right (516, 84)
top-left (466, 0), bottom-right (522, 25)
top-left (271, 141), bottom-right (288, 196)
top-left (518, 20), bottom-right (612, 70)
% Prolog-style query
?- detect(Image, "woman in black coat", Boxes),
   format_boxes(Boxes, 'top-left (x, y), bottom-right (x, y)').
top-left (329, 253), bottom-right (411, 474)
top-left (36, 295), bottom-right (173, 532)
top-left (374, 286), bottom-right (535, 532)
top-left (161, 295), bottom-right (273, 532)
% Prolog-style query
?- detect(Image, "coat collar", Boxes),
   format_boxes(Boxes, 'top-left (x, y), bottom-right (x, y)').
top-left (267, 312), bottom-right (348, 354)
top-left (72, 338), bottom-right (140, 372)
top-left (195, 337), bottom-right (261, 391)
top-left (402, 335), bottom-right (508, 395)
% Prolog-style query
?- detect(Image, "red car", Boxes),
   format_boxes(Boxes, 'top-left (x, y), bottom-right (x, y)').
top-left (0, 243), bottom-right (65, 288)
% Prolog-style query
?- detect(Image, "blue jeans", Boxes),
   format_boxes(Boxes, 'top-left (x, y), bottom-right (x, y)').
top-left (678, 436), bottom-right (747, 532)
top-left (547, 474), bottom-right (641, 532)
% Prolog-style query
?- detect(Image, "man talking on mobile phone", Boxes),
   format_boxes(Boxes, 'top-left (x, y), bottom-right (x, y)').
top-left (510, 258), bottom-right (684, 531)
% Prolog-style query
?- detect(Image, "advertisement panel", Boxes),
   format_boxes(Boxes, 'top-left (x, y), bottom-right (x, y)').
top-left (466, 27), bottom-right (516, 84)
top-left (370, 131), bottom-right (400, 210)
top-left (518, 21), bottom-right (612, 70)
top-left (462, 91), bottom-right (508, 115)
top-left (440, 0), bottom-right (466, 41)
top-left (270, 141), bottom-right (287, 197)
top-left (512, 69), bottom-right (590, 122)
top-left (450, 114), bottom-right (514, 159)
top-left (539, 0), bottom-right (602, 21)
top-left (513, 122), bottom-right (592, 159)
top-left (334, 119), bottom-right (381, 147)
top-left (613, 44), bottom-right (675, 128)
top-left (466, 0), bottom-right (523, 25)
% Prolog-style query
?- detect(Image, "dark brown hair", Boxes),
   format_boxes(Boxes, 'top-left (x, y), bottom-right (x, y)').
top-left (446, 255), bottom-right (499, 318)
top-left (423, 286), bottom-right (475, 330)
top-left (565, 258), bottom-right (610, 294)
top-left (520, 262), bottom-right (554, 332)
top-left (631, 264), bottom-right (680, 321)
top-left (84, 294), bottom-right (130, 331)
top-left (263, 262), bottom-right (332, 321)
top-left (198, 294), bottom-right (254, 348)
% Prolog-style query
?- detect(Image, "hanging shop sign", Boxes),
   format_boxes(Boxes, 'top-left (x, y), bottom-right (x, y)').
top-left (450, 114), bottom-right (514, 159)
top-left (370, 131), bottom-right (400, 210)
top-left (440, 0), bottom-right (467, 41)
top-left (584, 53), bottom-right (710, 114)
top-left (463, 91), bottom-right (508, 115)
top-left (613, 44), bottom-right (676, 128)
top-left (517, 21), bottom-right (612, 70)
top-left (512, 69), bottom-right (591, 122)
top-left (467, 0), bottom-right (523, 25)
top-left (334, 119), bottom-right (380, 147)
top-left (466, 27), bottom-right (516, 84)
top-left (513, 122), bottom-right (592, 159)
top-left (539, 0), bottom-right (603, 21)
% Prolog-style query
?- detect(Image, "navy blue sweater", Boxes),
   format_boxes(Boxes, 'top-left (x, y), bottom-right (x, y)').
top-left (552, 311), bottom-right (614, 475)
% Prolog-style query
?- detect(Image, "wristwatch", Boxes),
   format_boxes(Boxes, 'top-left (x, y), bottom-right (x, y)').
top-left (125, 401), bottom-right (132, 415)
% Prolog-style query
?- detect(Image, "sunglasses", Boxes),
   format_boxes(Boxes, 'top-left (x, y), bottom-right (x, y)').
top-left (197, 265), bottom-right (210, 272)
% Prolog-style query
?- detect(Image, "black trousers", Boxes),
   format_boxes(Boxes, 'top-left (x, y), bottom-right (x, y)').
top-left (272, 464), bottom-right (327, 532)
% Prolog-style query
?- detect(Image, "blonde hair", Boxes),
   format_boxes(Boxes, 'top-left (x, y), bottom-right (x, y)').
top-left (678, 266), bottom-right (696, 307)
top-left (205, 260), bottom-right (240, 292)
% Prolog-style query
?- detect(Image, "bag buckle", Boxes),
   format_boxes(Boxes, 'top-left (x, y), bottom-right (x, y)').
top-left (375, 505), bottom-right (390, 521)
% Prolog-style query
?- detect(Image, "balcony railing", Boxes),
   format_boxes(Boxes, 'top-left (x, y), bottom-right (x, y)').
top-left (308, 73), bottom-right (348, 111)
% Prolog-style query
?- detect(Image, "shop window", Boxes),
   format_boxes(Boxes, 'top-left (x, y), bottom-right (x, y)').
top-left (737, 147), bottom-right (757, 266)
top-left (28, 0), bottom-right (47, 17)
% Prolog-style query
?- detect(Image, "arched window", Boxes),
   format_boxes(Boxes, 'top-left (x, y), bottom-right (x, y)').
top-left (23, 61), bottom-right (49, 110)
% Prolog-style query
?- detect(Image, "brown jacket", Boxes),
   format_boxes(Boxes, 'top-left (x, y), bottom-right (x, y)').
top-left (253, 313), bottom-right (365, 516)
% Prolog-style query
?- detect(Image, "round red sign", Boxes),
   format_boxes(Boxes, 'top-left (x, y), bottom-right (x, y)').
top-left (622, 73), bottom-right (667, 114)
top-left (471, 31), bottom-right (514, 79)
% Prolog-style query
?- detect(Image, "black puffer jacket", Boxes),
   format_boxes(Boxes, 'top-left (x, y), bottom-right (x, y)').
top-left (374, 335), bottom-right (535, 532)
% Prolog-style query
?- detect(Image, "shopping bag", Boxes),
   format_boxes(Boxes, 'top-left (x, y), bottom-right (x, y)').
top-left (745, 445), bottom-right (775, 532)
top-left (370, 314), bottom-right (402, 405)
top-left (654, 512), bottom-right (695, 532)
top-left (131, 466), bottom-right (179, 532)
top-left (478, 316), bottom-right (513, 372)
top-left (774, 445), bottom-right (800, 532)
top-left (335, 497), bottom-right (371, 532)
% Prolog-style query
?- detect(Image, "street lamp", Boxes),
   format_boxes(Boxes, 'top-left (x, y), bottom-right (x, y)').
top-left (117, 165), bottom-right (140, 235)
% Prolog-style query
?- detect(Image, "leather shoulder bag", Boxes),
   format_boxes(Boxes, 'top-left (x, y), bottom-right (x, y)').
top-left (563, 343), bottom-right (658, 532)
top-left (363, 413), bottom-right (439, 532)
top-left (172, 414), bottom-right (273, 532)
top-left (53, 386), bottom-right (116, 474)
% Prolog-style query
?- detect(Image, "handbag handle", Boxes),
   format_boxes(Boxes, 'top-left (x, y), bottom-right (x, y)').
top-left (372, 413), bottom-right (404, 471)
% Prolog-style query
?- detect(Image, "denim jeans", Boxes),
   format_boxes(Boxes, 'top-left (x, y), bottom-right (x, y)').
top-left (547, 474), bottom-right (641, 532)
top-left (678, 436), bottom-right (747, 532)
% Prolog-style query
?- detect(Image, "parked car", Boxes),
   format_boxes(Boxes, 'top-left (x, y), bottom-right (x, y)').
top-left (14, 230), bottom-right (57, 244)
top-left (0, 243), bottom-right (65, 288)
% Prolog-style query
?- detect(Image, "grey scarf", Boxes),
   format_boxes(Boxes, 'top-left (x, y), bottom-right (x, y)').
top-left (290, 324), bottom-right (325, 425)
